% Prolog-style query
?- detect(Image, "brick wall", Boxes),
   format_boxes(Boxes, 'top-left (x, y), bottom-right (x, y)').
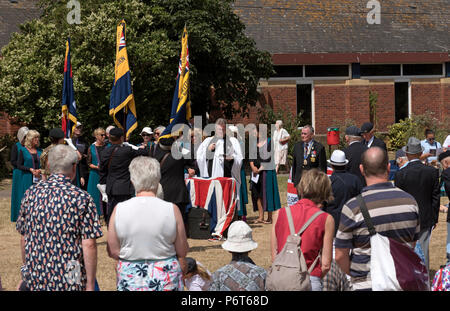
top-left (229, 78), bottom-right (448, 135)
top-left (0, 112), bottom-right (21, 137)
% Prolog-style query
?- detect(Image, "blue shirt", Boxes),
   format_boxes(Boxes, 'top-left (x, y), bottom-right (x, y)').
top-left (421, 139), bottom-right (442, 164)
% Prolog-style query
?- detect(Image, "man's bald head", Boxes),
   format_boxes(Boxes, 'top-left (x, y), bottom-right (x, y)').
top-left (361, 147), bottom-right (389, 178)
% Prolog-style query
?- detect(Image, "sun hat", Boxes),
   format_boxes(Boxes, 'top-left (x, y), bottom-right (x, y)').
top-left (402, 137), bottom-right (424, 154)
top-left (140, 127), bottom-right (153, 135)
top-left (327, 150), bottom-right (349, 166)
top-left (221, 221), bottom-right (258, 253)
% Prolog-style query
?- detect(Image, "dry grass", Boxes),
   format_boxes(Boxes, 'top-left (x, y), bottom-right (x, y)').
top-left (0, 177), bottom-right (448, 291)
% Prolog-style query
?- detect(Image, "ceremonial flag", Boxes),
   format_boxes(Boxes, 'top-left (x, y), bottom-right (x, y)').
top-left (110, 20), bottom-right (137, 140)
top-left (160, 26), bottom-right (192, 140)
top-left (61, 38), bottom-right (77, 138)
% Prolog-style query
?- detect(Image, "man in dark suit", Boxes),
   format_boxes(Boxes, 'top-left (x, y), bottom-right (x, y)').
top-left (343, 125), bottom-right (368, 186)
top-left (292, 125), bottom-right (327, 187)
top-left (99, 127), bottom-right (149, 225)
top-left (154, 137), bottom-right (194, 226)
top-left (71, 122), bottom-right (89, 190)
top-left (394, 137), bottom-right (440, 271)
top-left (324, 150), bottom-right (363, 235)
top-left (360, 122), bottom-right (387, 151)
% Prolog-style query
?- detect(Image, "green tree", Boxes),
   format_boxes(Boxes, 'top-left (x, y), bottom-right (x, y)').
top-left (0, 0), bottom-right (273, 143)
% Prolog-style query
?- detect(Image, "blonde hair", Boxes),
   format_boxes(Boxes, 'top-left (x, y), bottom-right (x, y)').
top-left (297, 169), bottom-right (334, 205)
top-left (93, 127), bottom-right (106, 138)
top-left (24, 130), bottom-right (40, 149)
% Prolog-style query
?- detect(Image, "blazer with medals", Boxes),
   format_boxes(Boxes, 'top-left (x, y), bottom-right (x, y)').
top-left (394, 160), bottom-right (440, 231)
top-left (292, 139), bottom-right (327, 186)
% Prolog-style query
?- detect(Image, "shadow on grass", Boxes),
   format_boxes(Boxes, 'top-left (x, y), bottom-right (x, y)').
top-left (189, 244), bottom-right (224, 252)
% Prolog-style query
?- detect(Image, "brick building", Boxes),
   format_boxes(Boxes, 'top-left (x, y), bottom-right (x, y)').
top-left (0, 0), bottom-right (41, 136)
top-left (229, 0), bottom-right (450, 135)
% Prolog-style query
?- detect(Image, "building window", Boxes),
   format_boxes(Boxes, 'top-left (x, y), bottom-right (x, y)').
top-left (360, 64), bottom-right (401, 76)
top-left (305, 65), bottom-right (349, 77)
top-left (395, 82), bottom-right (409, 123)
top-left (402, 64), bottom-right (443, 76)
top-left (271, 65), bottom-right (303, 78)
top-left (297, 84), bottom-right (312, 125)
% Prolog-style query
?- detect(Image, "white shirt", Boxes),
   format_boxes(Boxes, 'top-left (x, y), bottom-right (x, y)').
top-left (115, 197), bottom-right (177, 261)
top-left (366, 136), bottom-right (375, 148)
top-left (273, 128), bottom-right (290, 151)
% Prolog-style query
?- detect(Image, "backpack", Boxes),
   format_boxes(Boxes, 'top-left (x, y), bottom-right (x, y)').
top-left (431, 263), bottom-right (450, 291)
top-left (266, 206), bottom-right (323, 291)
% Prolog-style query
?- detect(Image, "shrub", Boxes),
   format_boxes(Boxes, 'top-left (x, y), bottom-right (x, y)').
top-left (387, 112), bottom-right (449, 151)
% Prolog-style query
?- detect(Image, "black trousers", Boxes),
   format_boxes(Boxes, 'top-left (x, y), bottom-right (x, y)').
top-left (106, 194), bottom-right (133, 227)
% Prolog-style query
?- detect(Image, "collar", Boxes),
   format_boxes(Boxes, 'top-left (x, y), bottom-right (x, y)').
top-left (362, 181), bottom-right (394, 193)
top-left (409, 158), bottom-right (421, 163)
top-left (48, 174), bottom-right (73, 183)
top-left (367, 136), bottom-right (375, 146)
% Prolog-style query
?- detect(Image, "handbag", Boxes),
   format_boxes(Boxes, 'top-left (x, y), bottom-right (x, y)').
top-left (356, 194), bottom-right (429, 291)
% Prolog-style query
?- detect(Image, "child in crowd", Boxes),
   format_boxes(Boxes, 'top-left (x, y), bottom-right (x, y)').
top-left (183, 257), bottom-right (211, 291)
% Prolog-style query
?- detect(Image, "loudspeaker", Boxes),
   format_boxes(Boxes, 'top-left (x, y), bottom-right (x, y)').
top-left (187, 207), bottom-right (211, 239)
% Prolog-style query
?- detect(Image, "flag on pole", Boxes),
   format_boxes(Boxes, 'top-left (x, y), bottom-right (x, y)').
top-left (61, 38), bottom-right (77, 138)
top-left (160, 26), bottom-right (192, 140)
top-left (109, 20), bottom-right (137, 140)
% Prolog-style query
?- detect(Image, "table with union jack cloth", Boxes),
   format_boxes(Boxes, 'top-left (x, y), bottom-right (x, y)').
top-left (185, 177), bottom-right (238, 239)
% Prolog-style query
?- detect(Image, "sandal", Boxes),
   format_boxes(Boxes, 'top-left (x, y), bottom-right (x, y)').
top-left (263, 220), bottom-right (272, 224)
top-left (253, 219), bottom-right (264, 224)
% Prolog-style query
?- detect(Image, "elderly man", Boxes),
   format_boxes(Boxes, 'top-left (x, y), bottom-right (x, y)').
top-left (335, 147), bottom-right (420, 291)
top-left (360, 122), bottom-right (387, 151)
top-left (343, 125), bottom-right (368, 186)
top-left (394, 137), bottom-right (440, 271)
top-left (16, 144), bottom-right (103, 291)
top-left (292, 125), bottom-right (327, 187)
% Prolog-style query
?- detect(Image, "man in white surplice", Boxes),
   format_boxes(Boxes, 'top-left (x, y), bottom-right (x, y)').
top-left (197, 118), bottom-right (243, 201)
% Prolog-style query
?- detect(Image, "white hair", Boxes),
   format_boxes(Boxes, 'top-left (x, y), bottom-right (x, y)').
top-left (154, 126), bottom-right (166, 134)
top-left (276, 120), bottom-right (283, 127)
top-left (129, 156), bottom-right (161, 193)
top-left (106, 125), bottom-right (115, 134)
top-left (48, 144), bottom-right (78, 175)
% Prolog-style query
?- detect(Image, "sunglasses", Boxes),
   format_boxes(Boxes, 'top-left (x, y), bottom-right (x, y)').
top-left (428, 137), bottom-right (435, 141)
top-left (100, 134), bottom-right (106, 137)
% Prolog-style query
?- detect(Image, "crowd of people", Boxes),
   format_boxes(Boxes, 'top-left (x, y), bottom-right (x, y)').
top-left (5, 118), bottom-right (450, 291)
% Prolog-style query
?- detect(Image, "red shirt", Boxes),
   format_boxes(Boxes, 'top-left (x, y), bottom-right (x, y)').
top-left (275, 199), bottom-right (328, 277)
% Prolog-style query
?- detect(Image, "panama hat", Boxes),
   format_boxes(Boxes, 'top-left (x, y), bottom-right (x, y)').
top-left (327, 150), bottom-right (349, 166)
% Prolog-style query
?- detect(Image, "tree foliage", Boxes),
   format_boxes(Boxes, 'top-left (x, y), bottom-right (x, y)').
top-left (0, 0), bottom-right (273, 142)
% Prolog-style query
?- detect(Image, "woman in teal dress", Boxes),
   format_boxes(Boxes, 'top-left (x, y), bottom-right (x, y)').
top-left (10, 126), bottom-right (29, 222)
top-left (87, 128), bottom-right (106, 216)
top-left (14, 130), bottom-right (42, 221)
top-left (249, 127), bottom-right (281, 224)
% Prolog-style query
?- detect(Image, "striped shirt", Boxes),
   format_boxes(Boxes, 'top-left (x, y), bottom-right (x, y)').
top-left (335, 182), bottom-right (420, 291)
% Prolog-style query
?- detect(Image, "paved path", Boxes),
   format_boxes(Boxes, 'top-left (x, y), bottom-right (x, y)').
top-left (0, 179), bottom-right (12, 198)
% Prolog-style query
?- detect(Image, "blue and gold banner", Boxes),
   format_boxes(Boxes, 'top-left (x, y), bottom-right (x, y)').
top-left (160, 26), bottom-right (192, 140)
top-left (109, 20), bottom-right (137, 140)
top-left (61, 38), bottom-right (77, 138)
